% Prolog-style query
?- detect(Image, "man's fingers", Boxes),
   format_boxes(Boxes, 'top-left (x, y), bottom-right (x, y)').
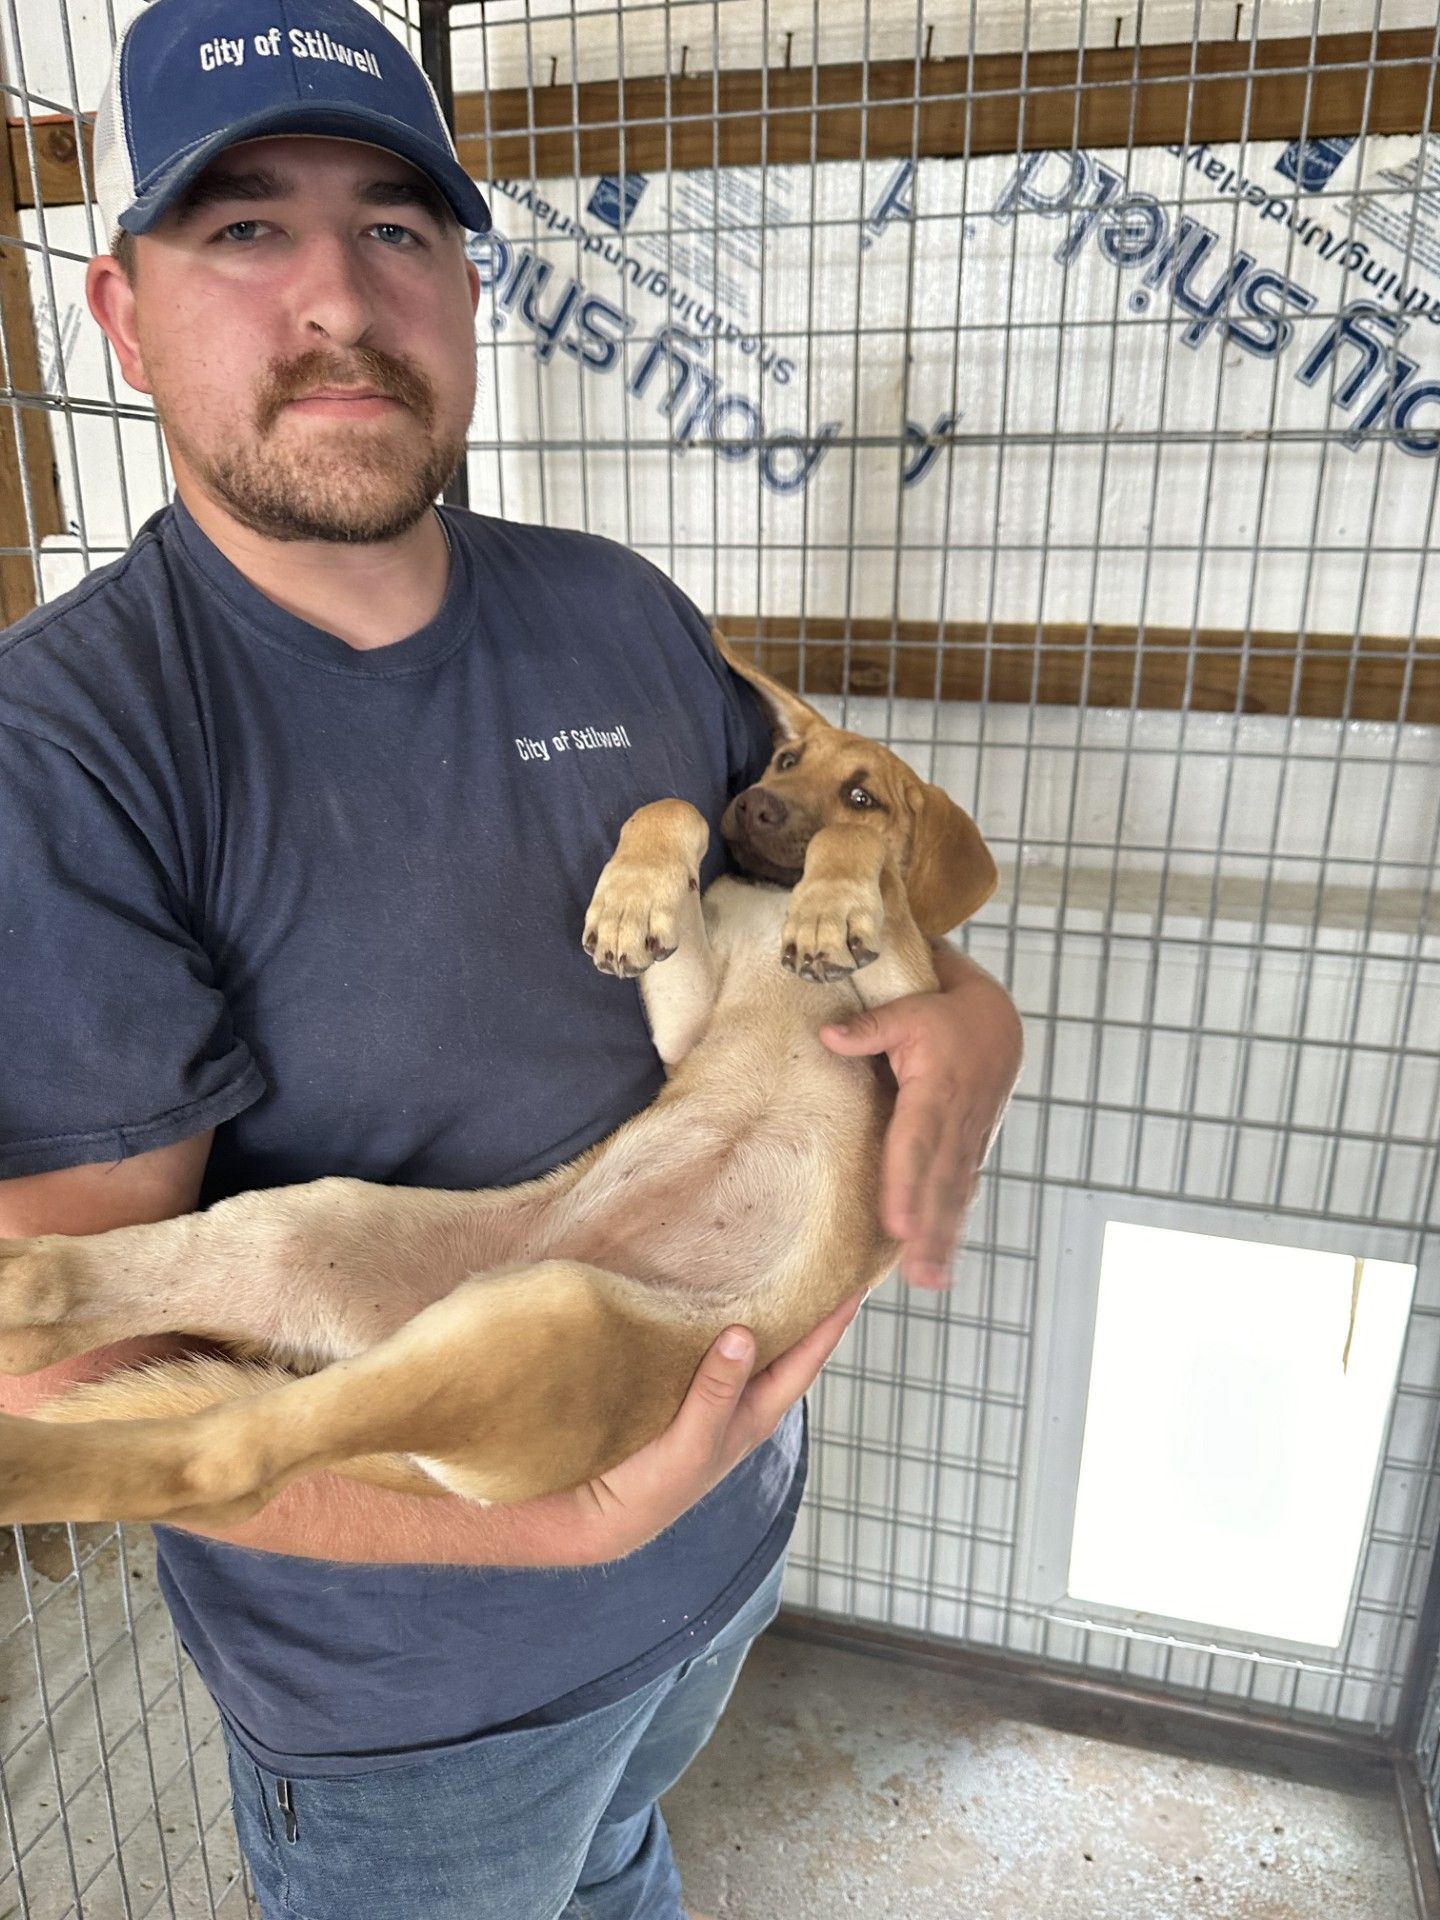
top-left (740, 1290), bottom-right (865, 1433)
top-left (681, 1325), bottom-right (756, 1423)
top-left (889, 1099), bottom-right (983, 1288)
top-left (819, 1010), bottom-right (890, 1056)
top-left (900, 1152), bottom-right (975, 1287)
top-left (577, 1298), bottom-right (866, 1560)
top-left (880, 1089), bottom-right (944, 1240)
top-left (653, 1326), bottom-right (758, 1473)
top-left (672, 1296), bottom-right (863, 1479)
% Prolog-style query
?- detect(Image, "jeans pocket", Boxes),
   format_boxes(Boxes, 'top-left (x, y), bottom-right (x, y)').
top-left (226, 1744), bottom-right (298, 1919)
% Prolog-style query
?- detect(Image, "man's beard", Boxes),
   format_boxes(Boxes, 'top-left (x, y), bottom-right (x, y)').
top-left (175, 346), bottom-right (469, 544)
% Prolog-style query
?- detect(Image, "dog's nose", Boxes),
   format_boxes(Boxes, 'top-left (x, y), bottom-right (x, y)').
top-left (734, 786), bottom-right (788, 830)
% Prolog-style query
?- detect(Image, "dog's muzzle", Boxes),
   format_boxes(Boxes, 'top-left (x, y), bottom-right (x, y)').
top-left (722, 785), bottom-right (809, 886)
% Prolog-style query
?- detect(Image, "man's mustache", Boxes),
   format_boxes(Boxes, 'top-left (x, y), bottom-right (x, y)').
top-left (256, 347), bottom-right (436, 433)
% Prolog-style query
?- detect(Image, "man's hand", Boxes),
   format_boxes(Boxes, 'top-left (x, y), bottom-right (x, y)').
top-left (562, 1290), bottom-right (865, 1563)
top-left (820, 946), bottom-right (1022, 1289)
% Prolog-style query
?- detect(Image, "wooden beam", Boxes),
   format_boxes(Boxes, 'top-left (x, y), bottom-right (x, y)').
top-left (6, 112), bottom-right (84, 221)
top-left (719, 618), bottom-right (1438, 727)
top-left (0, 110), bottom-right (63, 624)
top-left (9, 28), bottom-right (1437, 211)
top-left (455, 27), bottom-right (1437, 181)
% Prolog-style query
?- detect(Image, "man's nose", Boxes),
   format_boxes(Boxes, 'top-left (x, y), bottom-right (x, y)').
top-left (734, 787), bottom-right (788, 830)
top-left (292, 233), bottom-right (376, 347)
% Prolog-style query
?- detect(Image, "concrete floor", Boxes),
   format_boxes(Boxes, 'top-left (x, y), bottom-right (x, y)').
top-left (2, 1529), bottom-right (1420, 1920)
top-left (1, 1525), bottom-right (248, 1920)
top-left (664, 1633), bottom-right (1418, 1920)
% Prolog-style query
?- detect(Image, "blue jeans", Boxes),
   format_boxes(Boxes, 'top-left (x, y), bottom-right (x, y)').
top-left (225, 1555), bottom-right (784, 1919)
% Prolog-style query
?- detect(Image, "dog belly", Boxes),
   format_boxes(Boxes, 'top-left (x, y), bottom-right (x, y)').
top-left (540, 1092), bottom-right (881, 1309)
top-left (546, 1161), bottom-right (795, 1297)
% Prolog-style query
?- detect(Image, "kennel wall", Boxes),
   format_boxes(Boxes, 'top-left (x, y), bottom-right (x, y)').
top-left (1, 3), bottom-right (1439, 1916)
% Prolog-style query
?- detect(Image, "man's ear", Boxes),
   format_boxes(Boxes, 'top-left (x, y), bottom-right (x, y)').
top-left (85, 253), bottom-right (152, 397)
top-left (711, 626), bottom-right (828, 743)
top-left (903, 781), bottom-right (999, 937)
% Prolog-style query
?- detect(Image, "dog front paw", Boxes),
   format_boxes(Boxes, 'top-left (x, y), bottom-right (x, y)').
top-left (782, 880), bottom-right (884, 983)
top-left (583, 858), bottom-right (696, 978)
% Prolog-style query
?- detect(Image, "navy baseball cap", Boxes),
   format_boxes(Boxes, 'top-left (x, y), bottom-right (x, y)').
top-left (93, 0), bottom-right (491, 243)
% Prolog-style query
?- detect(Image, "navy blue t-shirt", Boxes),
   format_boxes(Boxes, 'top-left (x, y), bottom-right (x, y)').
top-left (0, 496), bottom-right (804, 1774)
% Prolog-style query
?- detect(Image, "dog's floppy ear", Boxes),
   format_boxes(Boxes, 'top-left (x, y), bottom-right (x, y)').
top-left (711, 626), bottom-right (827, 742)
top-left (903, 781), bottom-right (999, 937)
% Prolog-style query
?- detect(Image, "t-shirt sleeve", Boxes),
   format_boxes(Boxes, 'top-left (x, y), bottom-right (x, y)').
top-left (639, 565), bottom-right (774, 791)
top-left (0, 724), bottom-right (264, 1177)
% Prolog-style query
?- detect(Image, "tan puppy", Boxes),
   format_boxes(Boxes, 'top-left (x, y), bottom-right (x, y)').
top-left (0, 638), bottom-right (996, 1530)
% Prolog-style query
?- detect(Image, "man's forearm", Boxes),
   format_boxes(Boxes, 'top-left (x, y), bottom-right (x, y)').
top-left (931, 936), bottom-right (1005, 1000)
top-left (931, 939), bottom-right (1025, 1061)
top-left (176, 1468), bottom-right (604, 1569)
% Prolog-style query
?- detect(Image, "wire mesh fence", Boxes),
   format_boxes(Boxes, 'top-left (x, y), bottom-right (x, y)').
top-left (1, 1527), bottom-right (252, 1920)
top-left (1, 1), bottom-right (1438, 1914)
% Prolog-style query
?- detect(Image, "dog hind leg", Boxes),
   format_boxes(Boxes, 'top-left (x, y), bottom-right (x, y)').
top-left (0, 1177), bottom-right (502, 1375)
top-left (0, 1261), bottom-right (704, 1527)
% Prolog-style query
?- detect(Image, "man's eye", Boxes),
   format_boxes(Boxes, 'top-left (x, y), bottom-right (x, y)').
top-left (217, 220), bottom-right (265, 243)
top-left (371, 222), bottom-right (421, 247)
top-left (775, 749), bottom-right (800, 771)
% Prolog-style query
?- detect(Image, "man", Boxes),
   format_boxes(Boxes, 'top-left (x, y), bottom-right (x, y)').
top-left (0, 3), bottom-right (1022, 1916)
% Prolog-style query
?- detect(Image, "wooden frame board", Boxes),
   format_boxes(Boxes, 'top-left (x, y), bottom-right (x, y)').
top-left (452, 27), bottom-right (1437, 180)
top-left (9, 29), bottom-right (1435, 213)
top-left (0, 112), bottom-right (63, 622)
top-left (720, 619), bottom-right (1439, 726)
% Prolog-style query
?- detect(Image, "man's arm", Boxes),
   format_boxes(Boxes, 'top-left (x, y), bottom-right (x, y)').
top-left (164, 1294), bottom-right (857, 1567)
top-left (1, 1141), bottom-right (859, 1566)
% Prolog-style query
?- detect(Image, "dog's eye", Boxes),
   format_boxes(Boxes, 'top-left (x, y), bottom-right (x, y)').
top-left (846, 786), bottom-right (876, 809)
top-left (775, 749), bottom-right (801, 771)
